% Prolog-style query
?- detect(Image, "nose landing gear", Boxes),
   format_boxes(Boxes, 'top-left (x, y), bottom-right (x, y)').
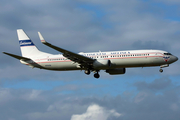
top-left (159, 64), bottom-right (169, 73)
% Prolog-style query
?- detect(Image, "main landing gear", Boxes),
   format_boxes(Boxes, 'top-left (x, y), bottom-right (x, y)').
top-left (84, 69), bottom-right (90, 75)
top-left (84, 70), bottom-right (100, 79)
top-left (159, 68), bottom-right (163, 73)
top-left (94, 72), bottom-right (100, 79)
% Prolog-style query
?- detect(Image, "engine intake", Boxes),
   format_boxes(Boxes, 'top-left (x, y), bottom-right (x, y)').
top-left (93, 59), bottom-right (111, 69)
top-left (106, 68), bottom-right (126, 75)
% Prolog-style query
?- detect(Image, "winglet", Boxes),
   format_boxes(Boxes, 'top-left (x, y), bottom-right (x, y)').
top-left (38, 32), bottom-right (46, 43)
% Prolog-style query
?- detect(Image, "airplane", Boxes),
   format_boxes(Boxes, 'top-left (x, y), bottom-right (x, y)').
top-left (3, 29), bottom-right (178, 78)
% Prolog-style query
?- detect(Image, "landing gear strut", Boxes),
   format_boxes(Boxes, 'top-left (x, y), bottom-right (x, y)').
top-left (159, 64), bottom-right (169, 73)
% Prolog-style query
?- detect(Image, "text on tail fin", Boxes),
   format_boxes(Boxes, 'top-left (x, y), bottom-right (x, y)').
top-left (17, 29), bottom-right (36, 47)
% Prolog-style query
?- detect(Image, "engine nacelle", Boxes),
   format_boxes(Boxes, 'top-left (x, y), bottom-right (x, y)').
top-left (106, 68), bottom-right (126, 75)
top-left (93, 59), bottom-right (111, 69)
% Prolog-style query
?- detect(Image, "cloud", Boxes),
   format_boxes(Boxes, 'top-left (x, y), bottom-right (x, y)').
top-left (71, 104), bottom-right (122, 120)
top-left (134, 92), bottom-right (148, 103)
top-left (0, 78), bottom-right (179, 120)
top-left (0, 88), bottom-right (12, 104)
top-left (1, 0), bottom-right (179, 81)
top-left (134, 78), bottom-right (172, 91)
top-left (0, 1), bottom-right (180, 119)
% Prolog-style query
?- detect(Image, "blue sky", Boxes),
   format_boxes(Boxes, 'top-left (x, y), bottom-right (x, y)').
top-left (1, 0), bottom-right (180, 120)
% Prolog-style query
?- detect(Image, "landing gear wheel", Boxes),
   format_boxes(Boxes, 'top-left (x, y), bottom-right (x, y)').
top-left (94, 73), bottom-right (100, 79)
top-left (84, 70), bottom-right (90, 75)
top-left (159, 69), bottom-right (163, 73)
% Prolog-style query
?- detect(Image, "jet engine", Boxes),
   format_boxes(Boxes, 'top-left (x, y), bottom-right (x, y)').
top-left (106, 68), bottom-right (126, 75)
top-left (93, 59), bottom-right (111, 69)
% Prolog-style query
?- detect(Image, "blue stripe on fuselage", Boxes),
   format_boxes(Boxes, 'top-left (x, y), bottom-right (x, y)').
top-left (19, 40), bottom-right (35, 47)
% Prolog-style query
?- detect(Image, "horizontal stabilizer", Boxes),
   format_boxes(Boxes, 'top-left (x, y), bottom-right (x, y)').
top-left (3, 52), bottom-right (31, 61)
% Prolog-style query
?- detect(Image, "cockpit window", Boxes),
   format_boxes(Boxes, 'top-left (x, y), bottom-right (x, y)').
top-left (164, 53), bottom-right (172, 55)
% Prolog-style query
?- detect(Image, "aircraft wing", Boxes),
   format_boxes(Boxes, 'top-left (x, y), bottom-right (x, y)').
top-left (38, 32), bottom-right (94, 67)
top-left (3, 52), bottom-right (31, 61)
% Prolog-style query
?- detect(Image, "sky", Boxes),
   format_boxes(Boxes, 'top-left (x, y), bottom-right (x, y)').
top-left (0, 0), bottom-right (180, 120)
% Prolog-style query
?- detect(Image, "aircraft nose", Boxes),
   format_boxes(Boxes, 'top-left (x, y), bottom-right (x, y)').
top-left (173, 56), bottom-right (178, 62)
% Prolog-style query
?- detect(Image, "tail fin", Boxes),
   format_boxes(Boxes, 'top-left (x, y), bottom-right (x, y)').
top-left (17, 29), bottom-right (42, 57)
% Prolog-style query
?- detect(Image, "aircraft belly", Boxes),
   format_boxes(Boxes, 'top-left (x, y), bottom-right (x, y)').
top-left (110, 57), bottom-right (163, 68)
top-left (39, 61), bottom-right (80, 71)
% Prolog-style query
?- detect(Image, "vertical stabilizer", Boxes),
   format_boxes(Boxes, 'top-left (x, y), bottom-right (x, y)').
top-left (17, 29), bottom-right (41, 57)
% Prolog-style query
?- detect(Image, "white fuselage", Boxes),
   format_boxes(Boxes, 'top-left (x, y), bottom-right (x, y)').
top-left (4, 29), bottom-right (178, 78)
top-left (21, 49), bottom-right (176, 71)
